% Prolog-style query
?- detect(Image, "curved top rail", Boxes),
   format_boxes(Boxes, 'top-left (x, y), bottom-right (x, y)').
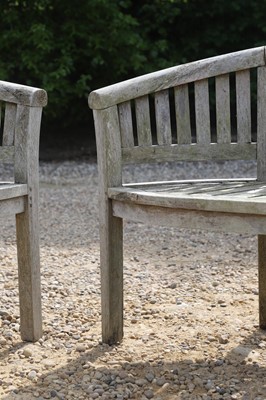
top-left (89, 46), bottom-right (266, 110)
top-left (0, 81), bottom-right (48, 107)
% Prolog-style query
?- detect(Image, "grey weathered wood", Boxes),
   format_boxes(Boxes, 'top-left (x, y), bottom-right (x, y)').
top-left (118, 101), bottom-right (134, 148)
top-left (257, 67), bottom-right (266, 180)
top-left (122, 142), bottom-right (256, 164)
top-left (14, 105), bottom-right (43, 341)
top-left (89, 47), bottom-right (265, 110)
top-left (108, 180), bottom-right (266, 215)
top-left (175, 84), bottom-right (191, 144)
top-left (0, 83), bottom-right (46, 342)
top-left (112, 200), bottom-right (266, 235)
top-left (89, 47), bottom-right (266, 345)
top-left (0, 81), bottom-right (47, 107)
top-left (3, 103), bottom-right (17, 145)
top-left (0, 197), bottom-right (24, 215)
top-left (0, 183), bottom-right (27, 200)
top-left (215, 74), bottom-right (231, 143)
top-left (155, 90), bottom-right (172, 145)
top-left (93, 106), bottom-right (123, 344)
top-left (135, 96), bottom-right (152, 146)
top-left (195, 79), bottom-right (211, 144)
top-left (0, 146), bottom-right (15, 163)
top-left (125, 177), bottom-right (255, 187)
top-left (236, 70), bottom-right (251, 143)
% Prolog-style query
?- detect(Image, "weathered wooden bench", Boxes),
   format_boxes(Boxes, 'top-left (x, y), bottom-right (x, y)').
top-left (89, 46), bottom-right (266, 345)
top-left (0, 81), bottom-right (47, 341)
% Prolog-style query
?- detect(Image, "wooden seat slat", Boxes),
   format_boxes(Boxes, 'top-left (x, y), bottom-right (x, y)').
top-left (108, 180), bottom-right (266, 215)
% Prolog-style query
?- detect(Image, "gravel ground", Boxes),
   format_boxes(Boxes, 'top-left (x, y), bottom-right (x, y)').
top-left (1, 159), bottom-right (266, 400)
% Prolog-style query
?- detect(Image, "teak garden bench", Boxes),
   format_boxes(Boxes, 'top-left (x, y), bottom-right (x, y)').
top-left (89, 46), bottom-right (266, 345)
top-left (0, 81), bottom-right (47, 341)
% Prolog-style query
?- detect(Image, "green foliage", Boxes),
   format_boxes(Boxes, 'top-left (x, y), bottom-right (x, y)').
top-left (0, 0), bottom-right (265, 140)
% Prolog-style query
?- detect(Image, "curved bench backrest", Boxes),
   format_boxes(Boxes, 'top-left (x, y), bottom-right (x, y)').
top-left (89, 47), bottom-right (266, 184)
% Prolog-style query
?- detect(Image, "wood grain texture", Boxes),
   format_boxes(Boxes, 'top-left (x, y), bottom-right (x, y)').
top-left (135, 96), bottom-right (152, 146)
top-left (118, 101), bottom-right (134, 148)
top-left (155, 90), bottom-right (172, 145)
top-left (0, 197), bottom-right (24, 215)
top-left (0, 146), bottom-right (15, 163)
top-left (108, 180), bottom-right (266, 215)
top-left (236, 70), bottom-right (251, 143)
top-left (112, 200), bottom-right (266, 235)
top-left (215, 74), bottom-right (231, 143)
top-left (93, 106), bottom-right (123, 344)
top-left (14, 105), bottom-right (43, 341)
top-left (89, 46), bottom-right (265, 109)
top-left (121, 142), bottom-right (256, 164)
top-left (0, 183), bottom-right (27, 200)
top-left (3, 103), bottom-right (17, 145)
top-left (0, 81), bottom-right (47, 107)
top-left (175, 84), bottom-right (191, 144)
top-left (194, 79), bottom-right (211, 144)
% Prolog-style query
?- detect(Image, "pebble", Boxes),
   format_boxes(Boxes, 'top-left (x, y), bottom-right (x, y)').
top-left (27, 370), bottom-right (37, 380)
top-left (144, 389), bottom-right (154, 399)
top-left (75, 344), bottom-right (86, 352)
top-left (23, 347), bottom-right (34, 358)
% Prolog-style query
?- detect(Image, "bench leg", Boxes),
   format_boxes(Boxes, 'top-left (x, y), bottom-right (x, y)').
top-left (100, 212), bottom-right (123, 344)
top-left (258, 235), bottom-right (266, 329)
top-left (16, 199), bottom-right (42, 341)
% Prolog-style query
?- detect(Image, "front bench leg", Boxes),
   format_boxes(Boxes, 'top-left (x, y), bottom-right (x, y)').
top-left (100, 209), bottom-right (123, 344)
top-left (258, 235), bottom-right (266, 329)
top-left (16, 197), bottom-right (42, 341)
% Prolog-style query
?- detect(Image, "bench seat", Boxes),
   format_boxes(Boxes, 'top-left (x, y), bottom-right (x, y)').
top-left (109, 178), bottom-right (266, 215)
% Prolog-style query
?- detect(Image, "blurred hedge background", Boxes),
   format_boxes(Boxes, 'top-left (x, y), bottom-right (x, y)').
top-left (1, 0), bottom-right (266, 159)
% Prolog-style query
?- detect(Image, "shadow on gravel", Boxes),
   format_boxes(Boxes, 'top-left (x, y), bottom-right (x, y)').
top-left (2, 329), bottom-right (266, 399)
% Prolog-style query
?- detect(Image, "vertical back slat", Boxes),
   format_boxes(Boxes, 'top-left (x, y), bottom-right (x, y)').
top-left (175, 84), bottom-right (191, 144)
top-left (155, 90), bottom-right (171, 145)
top-left (236, 69), bottom-right (251, 143)
top-left (257, 67), bottom-right (266, 181)
top-left (118, 101), bottom-right (134, 148)
top-left (3, 103), bottom-right (17, 145)
top-left (135, 95), bottom-right (152, 146)
top-left (215, 74), bottom-right (231, 143)
top-left (194, 79), bottom-right (211, 144)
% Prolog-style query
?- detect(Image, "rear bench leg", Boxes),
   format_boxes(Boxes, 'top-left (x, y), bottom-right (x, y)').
top-left (100, 211), bottom-right (123, 344)
top-left (16, 197), bottom-right (42, 341)
top-left (258, 235), bottom-right (266, 329)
